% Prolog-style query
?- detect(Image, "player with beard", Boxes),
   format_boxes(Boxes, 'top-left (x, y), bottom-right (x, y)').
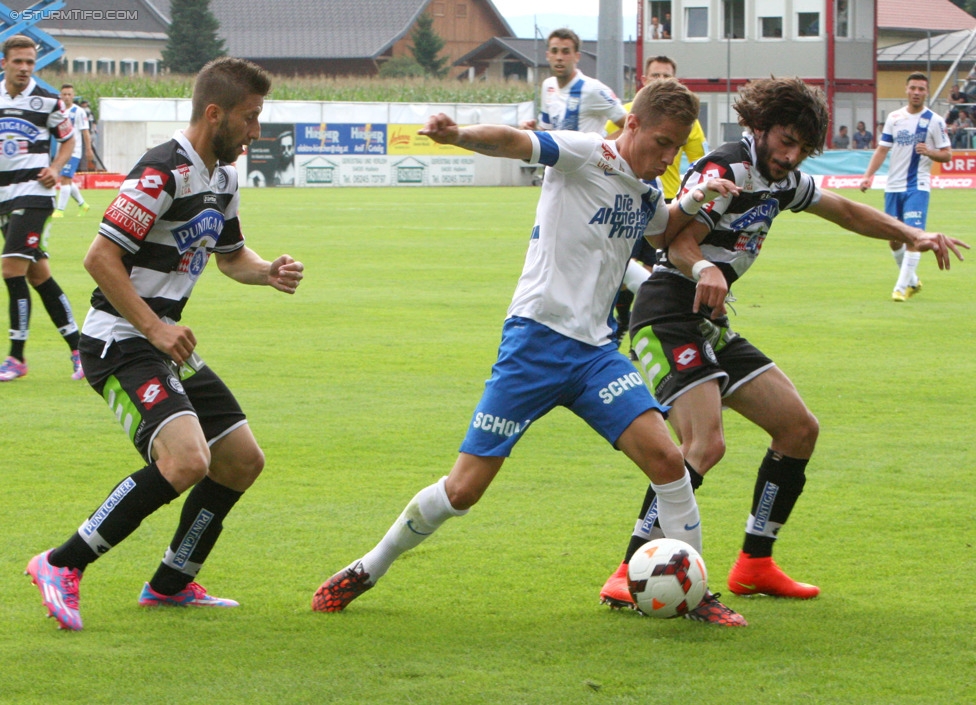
top-left (599, 77), bottom-right (968, 609)
top-left (25, 57), bottom-right (305, 631)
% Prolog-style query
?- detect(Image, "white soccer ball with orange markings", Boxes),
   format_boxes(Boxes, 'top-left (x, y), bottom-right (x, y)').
top-left (627, 538), bottom-right (707, 618)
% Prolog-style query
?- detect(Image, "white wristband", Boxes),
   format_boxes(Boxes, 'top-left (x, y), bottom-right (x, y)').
top-left (691, 260), bottom-right (716, 282)
top-left (677, 188), bottom-right (705, 216)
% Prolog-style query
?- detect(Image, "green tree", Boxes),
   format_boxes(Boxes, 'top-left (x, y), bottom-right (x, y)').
top-left (409, 13), bottom-right (449, 78)
top-left (378, 56), bottom-right (427, 78)
top-left (948, 0), bottom-right (976, 16)
top-left (162, 0), bottom-right (227, 74)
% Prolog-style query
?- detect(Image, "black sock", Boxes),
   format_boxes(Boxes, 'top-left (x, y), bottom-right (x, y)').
top-left (5, 276), bottom-right (30, 360)
top-left (615, 288), bottom-right (634, 332)
top-left (33, 277), bottom-right (80, 350)
top-left (741, 450), bottom-right (808, 558)
top-left (149, 476), bottom-right (244, 595)
top-left (623, 462), bottom-right (704, 563)
top-left (49, 462), bottom-right (180, 571)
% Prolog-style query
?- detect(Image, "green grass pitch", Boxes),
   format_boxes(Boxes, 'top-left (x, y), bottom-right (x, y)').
top-left (1, 186), bottom-right (973, 703)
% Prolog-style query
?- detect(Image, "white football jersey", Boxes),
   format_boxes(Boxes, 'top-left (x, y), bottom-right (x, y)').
top-left (538, 71), bottom-right (626, 136)
top-left (878, 107), bottom-right (950, 192)
top-left (65, 104), bottom-right (90, 159)
top-left (508, 130), bottom-right (667, 347)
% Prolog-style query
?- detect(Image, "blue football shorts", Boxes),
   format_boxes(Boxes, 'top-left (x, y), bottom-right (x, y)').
top-left (60, 156), bottom-right (82, 179)
top-left (459, 316), bottom-right (668, 457)
top-left (884, 190), bottom-right (929, 230)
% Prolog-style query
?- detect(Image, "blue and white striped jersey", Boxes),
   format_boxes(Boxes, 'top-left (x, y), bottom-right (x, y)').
top-left (508, 130), bottom-right (667, 347)
top-left (878, 107), bottom-right (950, 193)
top-left (538, 71), bottom-right (625, 136)
top-left (64, 104), bottom-right (90, 159)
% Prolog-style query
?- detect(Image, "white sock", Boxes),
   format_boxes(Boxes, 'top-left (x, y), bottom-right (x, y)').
top-left (70, 183), bottom-right (85, 205)
top-left (891, 244), bottom-right (906, 270)
top-left (57, 186), bottom-right (70, 211)
top-left (359, 476), bottom-right (467, 583)
top-left (623, 258), bottom-right (651, 292)
top-left (651, 471), bottom-right (702, 555)
top-left (895, 251), bottom-right (921, 292)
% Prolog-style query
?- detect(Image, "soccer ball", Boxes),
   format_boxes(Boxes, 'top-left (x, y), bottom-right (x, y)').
top-left (627, 538), bottom-right (707, 618)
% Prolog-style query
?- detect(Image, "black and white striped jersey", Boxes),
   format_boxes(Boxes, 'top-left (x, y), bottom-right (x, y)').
top-left (657, 133), bottom-right (821, 285)
top-left (0, 78), bottom-right (74, 213)
top-left (82, 130), bottom-right (245, 345)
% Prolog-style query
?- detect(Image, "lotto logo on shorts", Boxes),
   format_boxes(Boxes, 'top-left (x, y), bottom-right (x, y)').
top-left (26, 232), bottom-right (39, 248)
top-left (136, 377), bottom-right (169, 409)
top-left (672, 343), bottom-right (702, 371)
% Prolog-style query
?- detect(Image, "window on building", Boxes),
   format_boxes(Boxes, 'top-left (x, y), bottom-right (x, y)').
top-left (431, 2), bottom-right (445, 16)
top-left (798, 11), bottom-right (820, 37)
top-left (686, 7), bottom-right (708, 38)
top-left (835, 0), bottom-right (850, 37)
top-left (96, 59), bottom-right (115, 75)
top-left (456, 3), bottom-right (467, 18)
top-left (120, 59), bottom-right (137, 76)
top-left (760, 16), bottom-right (783, 38)
top-left (143, 60), bottom-right (159, 76)
top-left (721, 122), bottom-right (741, 143)
top-left (723, 0), bottom-right (745, 39)
top-left (649, 1), bottom-right (673, 39)
top-left (72, 58), bottom-right (91, 74)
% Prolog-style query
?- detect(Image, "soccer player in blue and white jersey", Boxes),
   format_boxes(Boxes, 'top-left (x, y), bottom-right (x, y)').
top-left (859, 72), bottom-right (952, 301)
top-left (598, 78), bottom-right (966, 610)
top-left (25, 58), bottom-right (304, 631)
top-left (0, 35), bottom-right (80, 382)
top-left (313, 79), bottom-right (749, 626)
top-left (53, 83), bottom-right (94, 217)
top-left (520, 28), bottom-right (626, 136)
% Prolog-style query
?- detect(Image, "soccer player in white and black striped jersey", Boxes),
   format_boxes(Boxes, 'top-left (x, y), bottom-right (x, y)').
top-left (25, 57), bottom-right (304, 631)
top-left (599, 78), bottom-right (968, 609)
top-left (0, 35), bottom-right (81, 382)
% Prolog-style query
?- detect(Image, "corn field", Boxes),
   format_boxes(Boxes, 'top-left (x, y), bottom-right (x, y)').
top-left (40, 72), bottom-right (536, 118)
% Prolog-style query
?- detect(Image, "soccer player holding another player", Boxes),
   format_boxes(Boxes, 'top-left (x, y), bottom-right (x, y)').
top-left (598, 77), bottom-right (967, 610)
top-left (858, 72), bottom-right (952, 302)
top-left (53, 83), bottom-right (94, 218)
top-left (520, 28), bottom-right (626, 136)
top-left (0, 35), bottom-right (81, 382)
top-left (25, 57), bottom-right (304, 631)
top-left (313, 79), bottom-right (750, 626)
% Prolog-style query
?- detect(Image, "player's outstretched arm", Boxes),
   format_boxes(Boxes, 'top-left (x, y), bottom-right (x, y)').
top-left (216, 247), bottom-right (305, 293)
top-left (808, 190), bottom-right (969, 269)
top-left (419, 113), bottom-right (533, 161)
